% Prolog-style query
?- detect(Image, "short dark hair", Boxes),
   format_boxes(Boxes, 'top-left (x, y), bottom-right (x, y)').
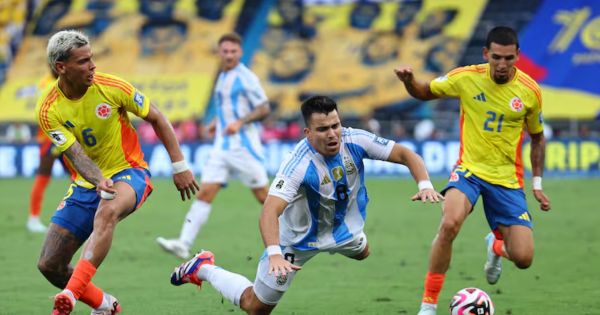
top-left (485, 26), bottom-right (519, 49)
top-left (218, 32), bottom-right (242, 46)
top-left (301, 95), bottom-right (338, 125)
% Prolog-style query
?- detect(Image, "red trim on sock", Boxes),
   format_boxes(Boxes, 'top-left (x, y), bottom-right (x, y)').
top-left (66, 260), bottom-right (97, 299)
top-left (493, 239), bottom-right (506, 257)
top-left (79, 282), bottom-right (104, 309)
top-left (29, 175), bottom-right (51, 216)
top-left (422, 272), bottom-right (445, 304)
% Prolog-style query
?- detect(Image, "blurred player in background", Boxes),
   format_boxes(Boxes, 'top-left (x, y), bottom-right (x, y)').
top-left (157, 32), bottom-right (270, 259)
top-left (394, 26), bottom-right (551, 315)
top-left (27, 69), bottom-right (60, 233)
top-left (36, 30), bottom-right (199, 315)
top-left (168, 95), bottom-right (443, 314)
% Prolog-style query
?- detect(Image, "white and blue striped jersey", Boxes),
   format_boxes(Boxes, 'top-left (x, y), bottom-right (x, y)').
top-left (269, 127), bottom-right (395, 251)
top-left (213, 63), bottom-right (268, 161)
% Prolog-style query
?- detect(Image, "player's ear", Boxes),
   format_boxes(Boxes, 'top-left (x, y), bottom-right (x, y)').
top-left (482, 47), bottom-right (489, 61)
top-left (55, 61), bottom-right (67, 75)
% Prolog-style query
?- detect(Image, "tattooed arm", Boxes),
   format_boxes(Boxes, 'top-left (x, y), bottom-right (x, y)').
top-left (64, 141), bottom-right (115, 194)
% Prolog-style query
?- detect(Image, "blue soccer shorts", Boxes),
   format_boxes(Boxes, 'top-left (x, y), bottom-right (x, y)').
top-left (51, 167), bottom-right (153, 241)
top-left (441, 165), bottom-right (532, 231)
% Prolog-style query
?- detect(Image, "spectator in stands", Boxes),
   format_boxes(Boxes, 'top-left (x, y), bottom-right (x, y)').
top-left (5, 122), bottom-right (32, 144)
top-left (413, 119), bottom-right (435, 141)
top-left (137, 120), bottom-right (159, 144)
top-left (361, 112), bottom-right (381, 135)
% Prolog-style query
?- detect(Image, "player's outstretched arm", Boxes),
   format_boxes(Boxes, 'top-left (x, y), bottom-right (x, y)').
top-left (259, 195), bottom-right (301, 276)
top-left (64, 141), bottom-right (115, 196)
top-left (530, 132), bottom-right (551, 211)
top-left (386, 143), bottom-right (443, 203)
top-left (144, 103), bottom-right (200, 201)
top-left (393, 66), bottom-right (438, 101)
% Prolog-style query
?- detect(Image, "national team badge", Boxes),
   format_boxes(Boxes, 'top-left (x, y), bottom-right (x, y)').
top-left (509, 97), bottom-right (524, 112)
top-left (332, 166), bottom-right (344, 181)
top-left (57, 200), bottom-right (66, 210)
top-left (343, 156), bottom-right (356, 175)
top-left (95, 103), bottom-right (112, 119)
top-left (449, 172), bottom-right (459, 182)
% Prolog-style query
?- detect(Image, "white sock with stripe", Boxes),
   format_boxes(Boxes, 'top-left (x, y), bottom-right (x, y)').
top-left (198, 265), bottom-right (253, 306)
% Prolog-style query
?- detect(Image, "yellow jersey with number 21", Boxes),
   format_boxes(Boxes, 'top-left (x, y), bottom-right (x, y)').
top-left (430, 64), bottom-right (544, 189)
top-left (36, 72), bottom-right (150, 189)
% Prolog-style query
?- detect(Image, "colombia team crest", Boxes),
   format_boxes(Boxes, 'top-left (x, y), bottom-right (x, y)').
top-left (509, 97), bottom-right (524, 112)
top-left (95, 103), bottom-right (112, 119)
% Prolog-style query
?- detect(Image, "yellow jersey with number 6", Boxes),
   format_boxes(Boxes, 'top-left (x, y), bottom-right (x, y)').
top-left (36, 72), bottom-right (150, 188)
top-left (430, 64), bottom-right (543, 189)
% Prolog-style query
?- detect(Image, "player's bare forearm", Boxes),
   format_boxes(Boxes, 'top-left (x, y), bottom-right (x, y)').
top-left (388, 144), bottom-right (430, 182)
top-left (241, 103), bottom-right (270, 124)
top-left (404, 80), bottom-right (437, 101)
top-left (530, 132), bottom-right (546, 176)
top-left (259, 195), bottom-right (287, 247)
top-left (394, 67), bottom-right (437, 100)
top-left (145, 104), bottom-right (184, 162)
top-left (64, 141), bottom-right (104, 186)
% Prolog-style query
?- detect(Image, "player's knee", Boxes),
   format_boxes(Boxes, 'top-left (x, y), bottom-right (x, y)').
top-left (438, 218), bottom-right (462, 241)
top-left (37, 258), bottom-right (59, 279)
top-left (511, 252), bottom-right (533, 269)
top-left (94, 205), bottom-right (120, 230)
top-left (197, 187), bottom-right (217, 203)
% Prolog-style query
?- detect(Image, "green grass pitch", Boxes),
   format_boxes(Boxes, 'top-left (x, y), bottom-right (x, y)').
top-left (1, 178), bottom-right (599, 314)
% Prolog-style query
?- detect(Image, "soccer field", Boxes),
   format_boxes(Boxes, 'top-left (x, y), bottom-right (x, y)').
top-left (1, 178), bottom-right (599, 314)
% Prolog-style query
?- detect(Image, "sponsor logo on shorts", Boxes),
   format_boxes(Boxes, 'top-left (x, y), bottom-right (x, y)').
top-left (95, 103), bottom-right (112, 119)
top-left (57, 200), bottom-right (66, 210)
top-left (518, 212), bottom-right (531, 222)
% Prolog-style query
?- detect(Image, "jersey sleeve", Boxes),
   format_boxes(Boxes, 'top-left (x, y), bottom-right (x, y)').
top-left (240, 72), bottom-right (268, 108)
top-left (429, 70), bottom-right (461, 98)
top-left (100, 73), bottom-right (151, 118)
top-left (346, 128), bottom-right (395, 161)
top-left (268, 151), bottom-right (304, 202)
top-left (525, 85), bottom-right (544, 134)
top-left (36, 99), bottom-right (76, 152)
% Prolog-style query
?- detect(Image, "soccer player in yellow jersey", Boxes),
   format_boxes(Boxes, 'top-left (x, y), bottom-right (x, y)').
top-left (36, 30), bottom-right (200, 315)
top-left (394, 26), bottom-right (551, 315)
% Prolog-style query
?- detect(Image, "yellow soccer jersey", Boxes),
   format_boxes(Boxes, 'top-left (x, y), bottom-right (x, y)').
top-left (36, 72), bottom-right (150, 188)
top-left (430, 64), bottom-right (544, 189)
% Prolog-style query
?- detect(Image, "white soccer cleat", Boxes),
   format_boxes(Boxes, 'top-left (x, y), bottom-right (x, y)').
top-left (27, 216), bottom-right (48, 233)
top-left (417, 303), bottom-right (437, 315)
top-left (90, 293), bottom-right (121, 315)
top-left (484, 232), bottom-right (502, 285)
top-left (156, 237), bottom-right (190, 259)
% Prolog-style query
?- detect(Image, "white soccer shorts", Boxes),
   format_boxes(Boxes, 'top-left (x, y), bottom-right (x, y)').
top-left (252, 232), bottom-right (368, 305)
top-left (200, 148), bottom-right (269, 188)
